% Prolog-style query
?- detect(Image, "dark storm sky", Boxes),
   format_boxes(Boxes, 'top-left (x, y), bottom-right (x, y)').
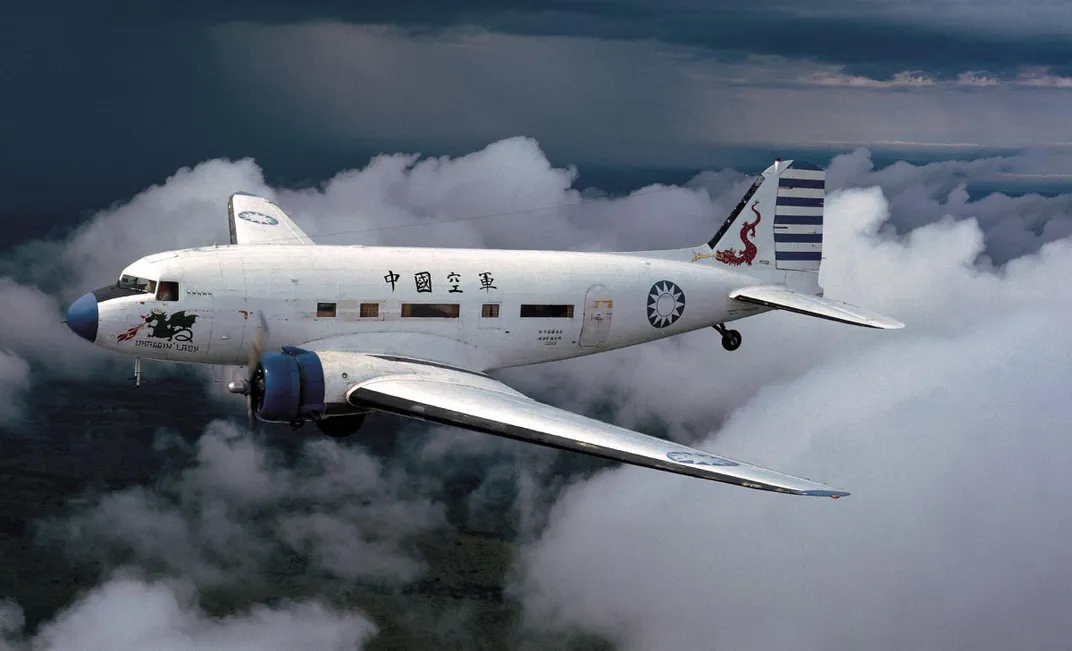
top-left (4, 0), bottom-right (1072, 239)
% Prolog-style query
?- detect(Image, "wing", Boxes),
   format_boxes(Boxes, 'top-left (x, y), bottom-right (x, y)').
top-left (334, 354), bottom-right (848, 497)
top-left (227, 192), bottom-right (314, 245)
top-left (730, 284), bottom-right (904, 329)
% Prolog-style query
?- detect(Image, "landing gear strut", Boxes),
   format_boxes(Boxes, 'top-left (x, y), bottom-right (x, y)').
top-left (713, 324), bottom-right (742, 351)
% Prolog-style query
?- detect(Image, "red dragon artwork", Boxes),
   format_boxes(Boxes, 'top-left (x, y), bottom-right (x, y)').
top-left (715, 200), bottom-right (762, 266)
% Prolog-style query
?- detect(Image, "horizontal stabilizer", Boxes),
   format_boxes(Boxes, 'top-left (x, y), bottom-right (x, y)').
top-left (227, 192), bottom-right (314, 246)
top-left (730, 285), bottom-right (904, 329)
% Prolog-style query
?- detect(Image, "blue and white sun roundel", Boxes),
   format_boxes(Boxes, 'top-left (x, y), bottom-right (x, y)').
top-left (646, 280), bottom-right (686, 328)
top-left (237, 211), bottom-right (279, 226)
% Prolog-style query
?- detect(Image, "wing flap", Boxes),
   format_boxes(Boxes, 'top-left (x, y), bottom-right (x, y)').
top-left (346, 368), bottom-right (848, 498)
top-left (730, 285), bottom-right (904, 329)
top-left (228, 192), bottom-right (314, 245)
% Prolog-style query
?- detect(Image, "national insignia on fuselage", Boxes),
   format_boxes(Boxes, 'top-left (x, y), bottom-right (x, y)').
top-left (237, 211), bottom-right (279, 226)
top-left (646, 280), bottom-right (686, 328)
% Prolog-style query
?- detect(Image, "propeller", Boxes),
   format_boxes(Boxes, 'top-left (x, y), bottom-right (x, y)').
top-left (227, 310), bottom-right (270, 432)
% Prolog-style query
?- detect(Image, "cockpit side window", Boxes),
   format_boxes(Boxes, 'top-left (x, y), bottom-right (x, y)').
top-left (156, 281), bottom-right (179, 301)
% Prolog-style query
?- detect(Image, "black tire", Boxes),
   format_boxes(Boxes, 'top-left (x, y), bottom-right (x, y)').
top-left (721, 330), bottom-right (742, 351)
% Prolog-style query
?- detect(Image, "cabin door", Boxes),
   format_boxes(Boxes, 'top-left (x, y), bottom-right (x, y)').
top-left (579, 284), bottom-right (612, 348)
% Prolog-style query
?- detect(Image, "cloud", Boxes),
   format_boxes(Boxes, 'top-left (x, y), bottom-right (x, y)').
top-left (41, 420), bottom-right (447, 589)
top-left (957, 70), bottom-right (1001, 86)
top-left (806, 70), bottom-right (937, 87)
top-left (1014, 68), bottom-right (1072, 87)
top-left (824, 148), bottom-right (1072, 264)
top-left (0, 574), bottom-right (374, 651)
top-left (512, 185), bottom-right (1072, 650)
top-left (0, 350), bottom-right (30, 423)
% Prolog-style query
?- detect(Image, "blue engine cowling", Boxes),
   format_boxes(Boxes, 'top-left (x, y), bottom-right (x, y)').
top-left (255, 346), bottom-right (326, 423)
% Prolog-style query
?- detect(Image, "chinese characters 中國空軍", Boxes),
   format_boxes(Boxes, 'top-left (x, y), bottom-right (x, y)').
top-left (414, 271), bottom-right (433, 293)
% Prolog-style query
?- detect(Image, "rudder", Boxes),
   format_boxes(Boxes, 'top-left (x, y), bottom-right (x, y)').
top-left (771, 161), bottom-right (824, 272)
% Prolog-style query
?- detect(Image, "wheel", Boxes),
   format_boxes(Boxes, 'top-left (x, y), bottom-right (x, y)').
top-left (721, 330), bottom-right (742, 351)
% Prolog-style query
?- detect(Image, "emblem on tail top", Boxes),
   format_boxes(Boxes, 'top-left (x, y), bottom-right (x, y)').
top-left (715, 201), bottom-right (762, 266)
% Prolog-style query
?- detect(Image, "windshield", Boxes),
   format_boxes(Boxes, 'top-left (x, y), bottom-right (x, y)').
top-left (117, 274), bottom-right (157, 294)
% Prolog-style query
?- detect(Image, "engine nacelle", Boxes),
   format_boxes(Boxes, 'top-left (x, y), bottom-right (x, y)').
top-left (256, 346), bottom-right (326, 423)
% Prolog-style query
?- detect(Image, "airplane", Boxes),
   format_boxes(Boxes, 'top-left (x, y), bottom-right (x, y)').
top-left (64, 159), bottom-right (902, 498)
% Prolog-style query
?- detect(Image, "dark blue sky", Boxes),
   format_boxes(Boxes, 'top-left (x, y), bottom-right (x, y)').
top-left (4, 1), bottom-right (1071, 243)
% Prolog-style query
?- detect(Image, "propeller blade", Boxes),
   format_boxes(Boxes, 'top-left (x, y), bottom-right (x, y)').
top-left (243, 310), bottom-right (270, 433)
top-left (247, 310), bottom-right (269, 378)
top-left (248, 395), bottom-right (259, 433)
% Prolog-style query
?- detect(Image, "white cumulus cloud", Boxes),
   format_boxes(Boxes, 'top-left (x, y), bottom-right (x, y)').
top-left (512, 184), bottom-right (1072, 651)
top-left (0, 575), bottom-right (374, 651)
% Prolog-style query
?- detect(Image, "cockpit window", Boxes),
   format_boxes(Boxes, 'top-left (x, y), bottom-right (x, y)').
top-left (156, 281), bottom-right (179, 301)
top-left (118, 274), bottom-right (157, 294)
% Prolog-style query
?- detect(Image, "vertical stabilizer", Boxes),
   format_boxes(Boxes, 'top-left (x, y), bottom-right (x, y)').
top-left (626, 158), bottom-right (826, 294)
top-left (698, 159), bottom-right (824, 274)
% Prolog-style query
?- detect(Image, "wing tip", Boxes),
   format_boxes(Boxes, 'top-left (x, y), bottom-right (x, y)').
top-left (798, 488), bottom-right (851, 499)
top-left (864, 316), bottom-right (905, 330)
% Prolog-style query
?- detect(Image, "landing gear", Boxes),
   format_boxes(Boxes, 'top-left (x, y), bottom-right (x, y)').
top-left (713, 324), bottom-right (742, 351)
top-left (130, 357), bottom-right (142, 388)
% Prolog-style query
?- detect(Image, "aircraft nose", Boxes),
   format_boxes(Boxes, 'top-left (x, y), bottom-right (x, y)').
top-left (65, 292), bottom-right (99, 342)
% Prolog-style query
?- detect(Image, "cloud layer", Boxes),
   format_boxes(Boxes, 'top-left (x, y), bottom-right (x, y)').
top-left (40, 420), bottom-right (447, 589)
top-left (3, 137), bottom-right (1071, 648)
top-left (0, 574), bottom-right (375, 651)
top-left (514, 182), bottom-right (1072, 650)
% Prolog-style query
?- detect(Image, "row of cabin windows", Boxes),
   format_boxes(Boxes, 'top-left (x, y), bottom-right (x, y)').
top-left (316, 303), bottom-right (387, 318)
top-left (314, 302), bottom-right (572, 319)
top-left (116, 279), bottom-right (571, 318)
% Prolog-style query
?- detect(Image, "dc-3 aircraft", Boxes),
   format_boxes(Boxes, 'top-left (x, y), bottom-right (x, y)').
top-left (65, 159), bottom-right (902, 498)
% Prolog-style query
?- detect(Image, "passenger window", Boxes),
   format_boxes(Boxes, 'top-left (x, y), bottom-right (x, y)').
top-left (157, 281), bottom-right (179, 301)
top-left (481, 304), bottom-right (500, 318)
top-left (402, 303), bottom-right (460, 318)
top-left (359, 303), bottom-right (379, 318)
top-left (520, 304), bottom-right (574, 318)
top-left (317, 302), bottom-right (337, 317)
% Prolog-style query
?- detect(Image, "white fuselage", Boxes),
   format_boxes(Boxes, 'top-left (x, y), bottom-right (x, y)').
top-left (97, 244), bottom-right (769, 372)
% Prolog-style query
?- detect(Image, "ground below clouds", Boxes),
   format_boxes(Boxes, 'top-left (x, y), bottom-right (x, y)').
top-left (0, 379), bottom-right (608, 650)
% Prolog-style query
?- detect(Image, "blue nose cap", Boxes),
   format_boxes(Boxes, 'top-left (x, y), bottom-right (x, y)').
top-left (65, 292), bottom-right (99, 342)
